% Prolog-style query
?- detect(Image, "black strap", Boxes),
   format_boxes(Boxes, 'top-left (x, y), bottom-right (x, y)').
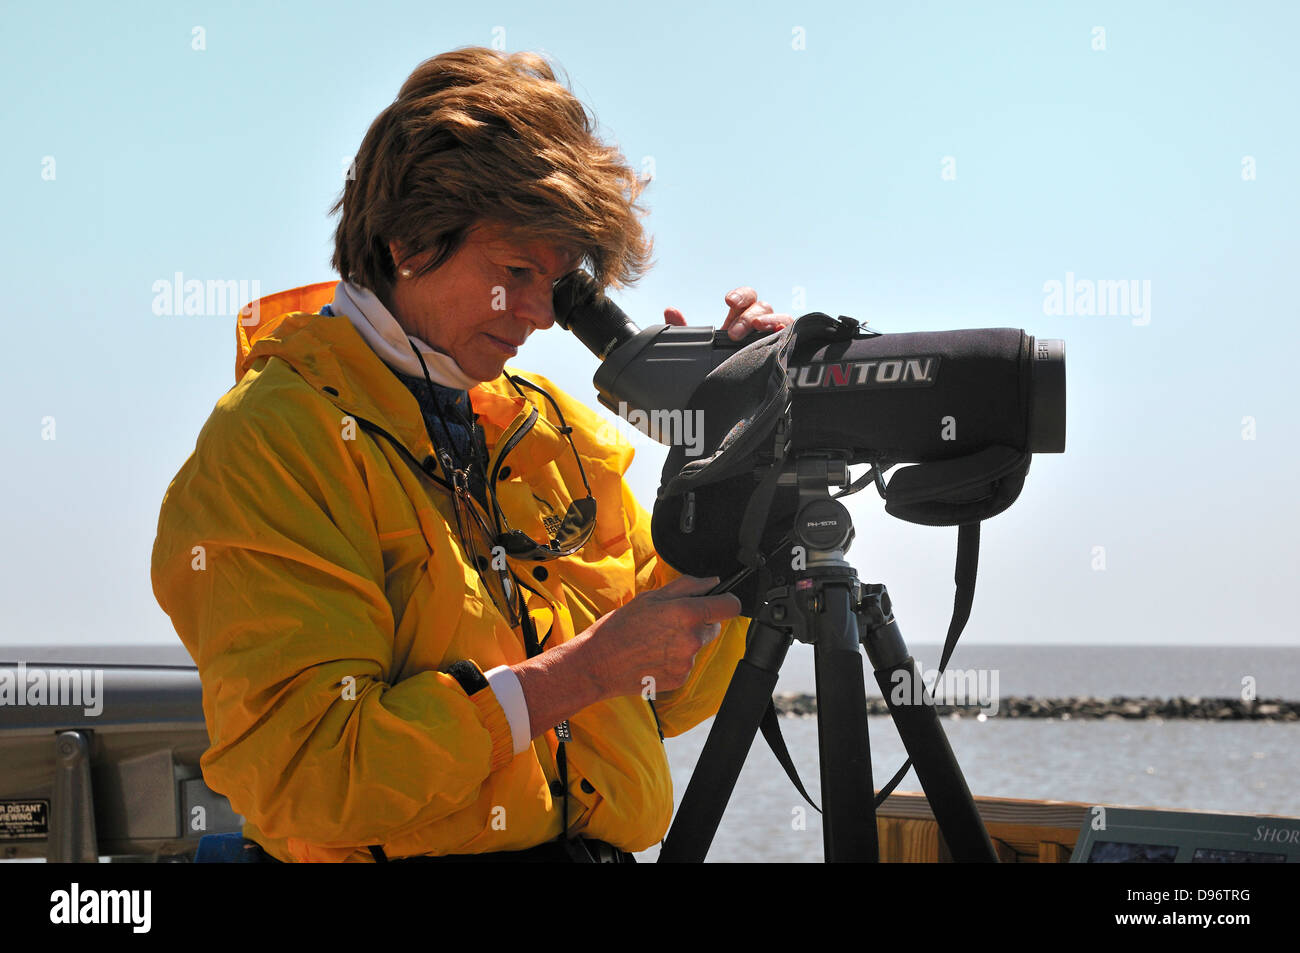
top-left (734, 414), bottom-right (790, 573)
top-left (834, 461), bottom-right (890, 500)
top-left (937, 523), bottom-right (979, 673)
top-left (556, 734), bottom-right (570, 840)
top-left (874, 522), bottom-right (980, 808)
top-left (647, 698), bottom-right (664, 742)
top-left (760, 698), bottom-right (821, 813)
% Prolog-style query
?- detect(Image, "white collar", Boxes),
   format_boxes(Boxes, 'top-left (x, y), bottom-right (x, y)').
top-left (329, 280), bottom-right (482, 390)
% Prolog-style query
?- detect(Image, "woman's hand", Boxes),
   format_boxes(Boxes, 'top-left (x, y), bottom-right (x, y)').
top-left (578, 574), bottom-right (743, 700)
top-left (512, 575), bottom-right (743, 737)
top-left (663, 286), bottom-right (795, 341)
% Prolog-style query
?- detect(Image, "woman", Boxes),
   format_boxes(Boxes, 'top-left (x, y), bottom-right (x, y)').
top-left (151, 47), bottom-right (791, 862)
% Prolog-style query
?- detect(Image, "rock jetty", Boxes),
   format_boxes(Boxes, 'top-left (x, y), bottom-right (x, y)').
top-left (771, 693), bottom-right (1300, 721)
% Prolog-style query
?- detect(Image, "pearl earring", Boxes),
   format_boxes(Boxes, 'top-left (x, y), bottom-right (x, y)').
top-left (399, 267), bottom-right (414, 279)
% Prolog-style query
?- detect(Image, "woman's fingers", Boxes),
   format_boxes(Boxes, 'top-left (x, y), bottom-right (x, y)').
top-left (663, 289), bottom-right (792, 339)
top-left (722, 287), bottom-right (791, 340)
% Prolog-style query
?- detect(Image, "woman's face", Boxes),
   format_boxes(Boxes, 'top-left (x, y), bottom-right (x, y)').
top-left (386, 223), bottom-right (581, 383)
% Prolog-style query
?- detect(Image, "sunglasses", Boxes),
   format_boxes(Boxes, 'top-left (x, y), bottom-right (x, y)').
top-left (484, 375), bottom-right (597, 561)
top-left (436, 374), bottom-right (598, 630)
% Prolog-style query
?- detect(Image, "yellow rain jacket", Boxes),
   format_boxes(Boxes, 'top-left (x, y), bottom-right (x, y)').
top-left (151, 282), bottom-right (747, 862)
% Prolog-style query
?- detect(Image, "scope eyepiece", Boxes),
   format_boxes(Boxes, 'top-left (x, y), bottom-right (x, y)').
top-left (552, 270), bottom-right (640, 360)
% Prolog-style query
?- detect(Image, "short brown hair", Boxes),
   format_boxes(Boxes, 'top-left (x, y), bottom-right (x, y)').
top-left (330, 47), bottom-right (653, 296)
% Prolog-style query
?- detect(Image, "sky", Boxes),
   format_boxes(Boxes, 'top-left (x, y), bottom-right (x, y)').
top-left (1, 0), bottom-right (1297, 649)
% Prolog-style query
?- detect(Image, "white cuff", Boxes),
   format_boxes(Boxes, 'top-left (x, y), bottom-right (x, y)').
top-left (484, 665), bottom-right (532, 756)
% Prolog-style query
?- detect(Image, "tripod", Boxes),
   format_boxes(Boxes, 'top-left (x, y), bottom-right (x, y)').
top-left (658, 456), bottom-right (998, 862)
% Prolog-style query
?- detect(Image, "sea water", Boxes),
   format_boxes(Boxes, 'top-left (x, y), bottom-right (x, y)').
top-left (637, 644), bottom-right (1300, 862)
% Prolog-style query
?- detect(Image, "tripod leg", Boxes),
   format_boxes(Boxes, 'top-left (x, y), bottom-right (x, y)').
top-left (865, 617), bottom-right (997, 861)
top-left (659, 618), bottom-right (791, 862)
top-left (813, 583), bottom-right (879, 862)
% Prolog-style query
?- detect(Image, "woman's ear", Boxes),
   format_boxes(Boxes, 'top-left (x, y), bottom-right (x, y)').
top-left (388, 239), bottom-right (407, 270)
top-left (389, 239), bottom-right (421, 280)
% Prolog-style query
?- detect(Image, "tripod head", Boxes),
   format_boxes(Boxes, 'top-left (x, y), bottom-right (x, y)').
top-left (788, 455), bottom-right (854, 558)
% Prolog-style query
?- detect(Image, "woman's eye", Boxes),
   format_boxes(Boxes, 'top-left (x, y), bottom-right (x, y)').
top-left (505, 266), bottom-right (531, 279)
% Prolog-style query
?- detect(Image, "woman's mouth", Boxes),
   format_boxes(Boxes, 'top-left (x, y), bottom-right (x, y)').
top-left (482, 332), bottom-right (520, 357)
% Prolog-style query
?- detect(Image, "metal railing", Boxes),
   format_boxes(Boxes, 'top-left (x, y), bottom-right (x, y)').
top-left (0, 645), bottom-right (243, 861)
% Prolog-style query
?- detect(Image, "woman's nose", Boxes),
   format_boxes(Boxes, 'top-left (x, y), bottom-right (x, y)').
top-left (516, 285), bottom-right (556, 331)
